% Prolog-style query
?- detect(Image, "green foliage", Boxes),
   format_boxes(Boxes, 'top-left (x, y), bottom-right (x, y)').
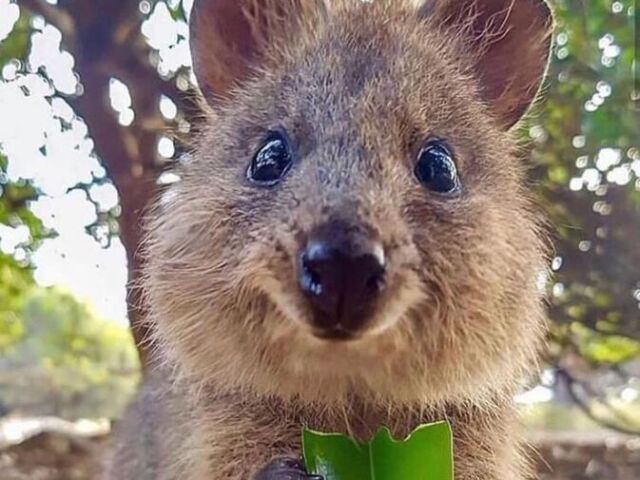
top-left (0, 7), bottom-right (48, 353)
top-left (0, 5), bottom-right (140, 420)
top-left (303, 422), bottom-right (453, 480)
top-left (530, 0), bottom-right (640, 362)
top-left (0, 287), bottom-right (140, 419)
top-left (571, 323), bottom-right (640, 364)
top-left (0, 152), bottom-right (46, 353)
top-left (0, 8), bottom-right (30, 65)
top-left (0, 255), bottom-right (30, 351)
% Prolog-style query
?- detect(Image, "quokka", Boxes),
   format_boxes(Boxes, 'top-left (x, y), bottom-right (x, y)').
top-left (107, 0), bottom-right (554, 478)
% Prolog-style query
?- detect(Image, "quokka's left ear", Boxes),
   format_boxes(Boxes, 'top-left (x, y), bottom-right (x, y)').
top-left (421, 0), bottom-right (554, 129)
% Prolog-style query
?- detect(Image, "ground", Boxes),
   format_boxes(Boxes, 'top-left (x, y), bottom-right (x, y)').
top-left (1, 428), bottom-right (639, 479)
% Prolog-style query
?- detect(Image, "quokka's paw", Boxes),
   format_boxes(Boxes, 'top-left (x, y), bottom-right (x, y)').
top-left (254, 458), bottom-right (323, 480)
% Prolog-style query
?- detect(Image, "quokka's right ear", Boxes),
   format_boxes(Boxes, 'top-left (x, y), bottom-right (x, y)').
top-left (190, 0), bottom-right (325, 104)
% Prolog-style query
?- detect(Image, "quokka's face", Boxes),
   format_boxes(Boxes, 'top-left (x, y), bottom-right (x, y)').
top-left (146, 0), bottom-right (553, 404)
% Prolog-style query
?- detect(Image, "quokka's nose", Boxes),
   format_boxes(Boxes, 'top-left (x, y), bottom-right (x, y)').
top-left (298, 225), bottom-right (386, 338)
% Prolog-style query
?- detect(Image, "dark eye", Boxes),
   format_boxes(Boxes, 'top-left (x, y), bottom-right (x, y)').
top-left (247, 131), bottom-right (293, 186)
top-left (414, 140), bottom-right (461, 195)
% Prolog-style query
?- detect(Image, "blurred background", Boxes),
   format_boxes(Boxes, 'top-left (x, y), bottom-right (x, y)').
top-left (0, 0), bottom-right (638, 478)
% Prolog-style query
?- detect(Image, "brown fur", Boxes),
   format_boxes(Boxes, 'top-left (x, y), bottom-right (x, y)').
top-left (107, 0), bottom-right (553, 478)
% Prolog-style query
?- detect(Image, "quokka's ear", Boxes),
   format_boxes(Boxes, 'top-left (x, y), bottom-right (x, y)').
top-left (421, 0), bottom-right (554, 129)
top-left (190, 0), bottom-right (324, 104)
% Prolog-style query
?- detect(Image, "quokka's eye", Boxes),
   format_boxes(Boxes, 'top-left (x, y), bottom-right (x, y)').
top-left (414, 140), bottom-right (461, 195)
top-left (247, 131), bottom-right (293, 186)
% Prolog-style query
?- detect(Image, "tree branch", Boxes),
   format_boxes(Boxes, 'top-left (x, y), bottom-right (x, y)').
top-left (557, 368), bottom-right (640, 435)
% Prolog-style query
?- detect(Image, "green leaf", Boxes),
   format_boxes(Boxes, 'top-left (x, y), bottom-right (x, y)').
top-left (303, 421), bottom-right (453, 480)
top-left (303, 430), bottom-right (369, 479)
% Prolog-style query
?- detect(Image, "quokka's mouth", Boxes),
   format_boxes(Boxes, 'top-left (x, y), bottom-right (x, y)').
top-left (311, 326), bottom-right (361, 342)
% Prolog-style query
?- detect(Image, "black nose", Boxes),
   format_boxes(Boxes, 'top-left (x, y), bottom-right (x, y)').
top-left (299, 228), bottom-right (386, 337)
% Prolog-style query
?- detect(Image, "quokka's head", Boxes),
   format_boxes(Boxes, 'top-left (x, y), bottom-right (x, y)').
top-left (145, 0), bottom-right (554, 406)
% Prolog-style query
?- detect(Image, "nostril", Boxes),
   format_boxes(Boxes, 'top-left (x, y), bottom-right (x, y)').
top-left (366, 270), bottom-right (386, 295)
top-left (301, 255), bottom-right (323, 296)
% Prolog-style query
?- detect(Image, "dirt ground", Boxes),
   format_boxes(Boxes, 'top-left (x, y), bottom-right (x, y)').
top-left (0, 430), bottom-right (105, 480)
top-left (532, 431), bottom-right (640, 480)
top-left (1, 429), bottom-right (639, 479)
